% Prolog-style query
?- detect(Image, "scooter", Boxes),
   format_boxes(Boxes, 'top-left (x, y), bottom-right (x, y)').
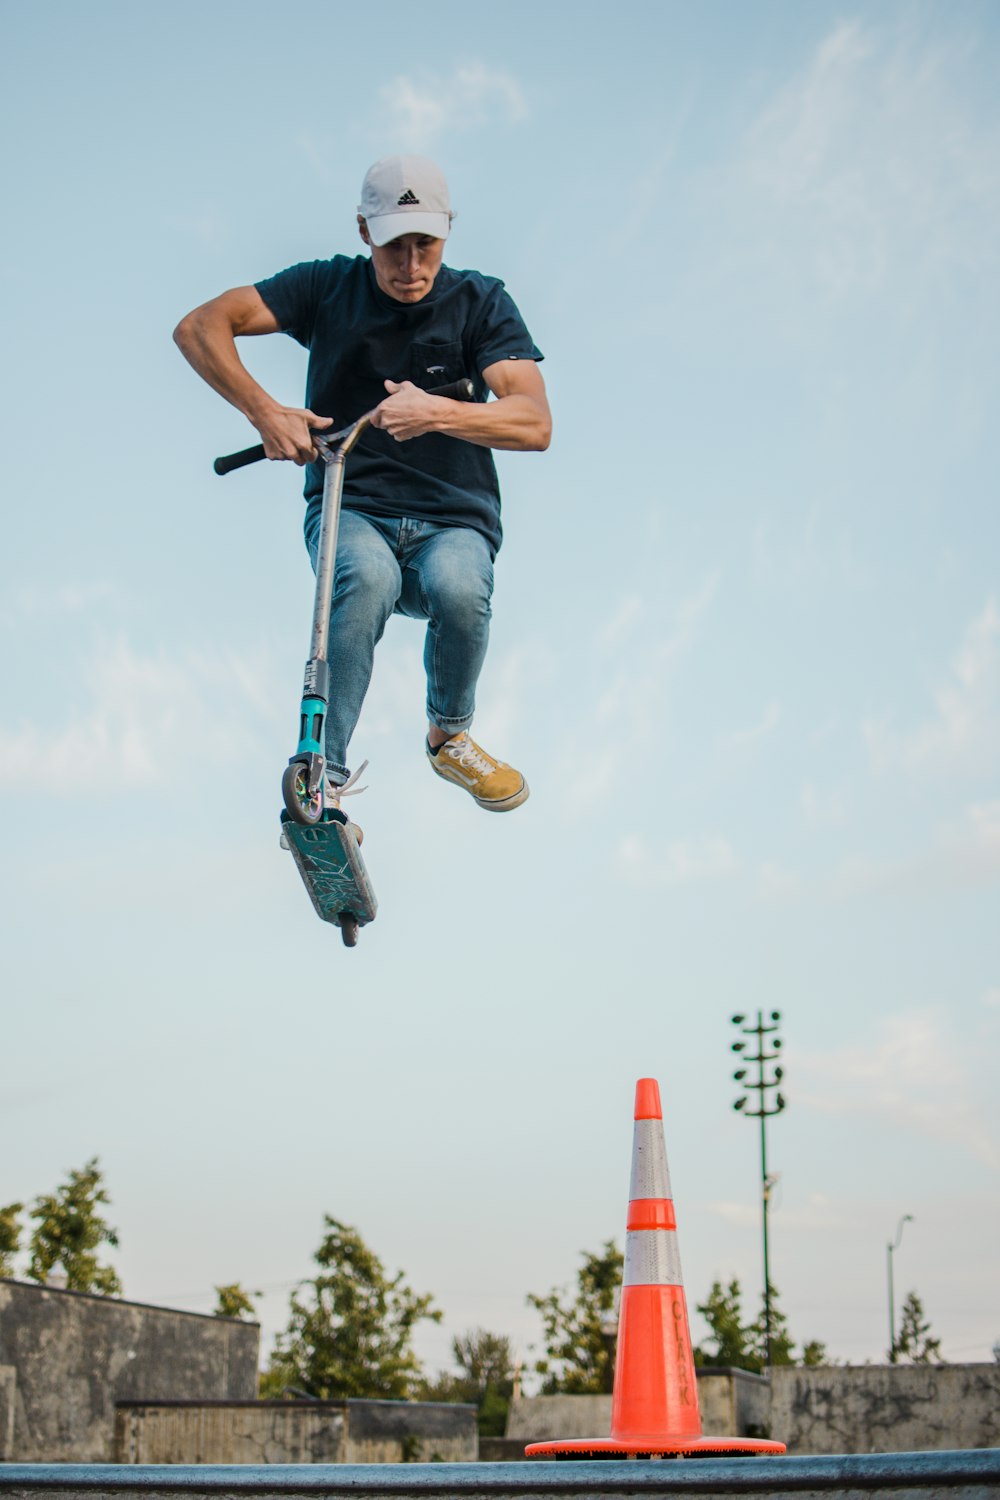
top-left (214, 378), bottom-right (474, 945)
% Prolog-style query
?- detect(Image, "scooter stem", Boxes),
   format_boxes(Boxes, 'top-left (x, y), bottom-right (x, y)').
top-left (310, 416), bottom-right (372, 663)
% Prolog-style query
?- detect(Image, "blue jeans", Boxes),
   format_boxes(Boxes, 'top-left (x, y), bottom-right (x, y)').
top-left (306, 510), bottom-right (494, 780)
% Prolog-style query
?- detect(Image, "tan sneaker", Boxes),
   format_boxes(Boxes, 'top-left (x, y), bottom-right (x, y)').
top-left (427, 732), bottom-right (529, 812)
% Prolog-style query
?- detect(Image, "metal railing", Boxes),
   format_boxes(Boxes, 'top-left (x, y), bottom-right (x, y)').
top-left (2, 1450), bottom-right (1000, 1497)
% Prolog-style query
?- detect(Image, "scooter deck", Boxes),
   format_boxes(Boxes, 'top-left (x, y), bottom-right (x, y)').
top-left (280, 813), bottom-right (378, 928)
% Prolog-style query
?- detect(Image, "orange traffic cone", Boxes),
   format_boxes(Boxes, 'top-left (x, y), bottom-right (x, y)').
top-left (526, 1077), bottom-right (785, 1458)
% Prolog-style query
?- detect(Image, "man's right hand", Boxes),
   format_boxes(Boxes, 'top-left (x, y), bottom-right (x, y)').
top-left (255, 405), bottom-right (333, 465)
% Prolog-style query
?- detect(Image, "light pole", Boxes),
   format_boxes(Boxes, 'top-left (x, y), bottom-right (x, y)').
top-left (732, 1009), bottom-right (786, 1366)
top-left (887, 1214), bottom-right (913, 1361)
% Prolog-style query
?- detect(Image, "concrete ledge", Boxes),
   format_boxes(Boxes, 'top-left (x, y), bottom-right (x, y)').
top-left (1, 1449), bottom-right (1000, 1497)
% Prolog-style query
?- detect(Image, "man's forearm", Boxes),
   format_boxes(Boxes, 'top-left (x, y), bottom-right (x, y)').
top-left (173, 303), bottom-right (329, 465)
top-left (429, 392), bottom-right (551, 451)
top-left (173, 308), bottom-right (277, 425)
top-left (372, 379), bottom-right (552, 451)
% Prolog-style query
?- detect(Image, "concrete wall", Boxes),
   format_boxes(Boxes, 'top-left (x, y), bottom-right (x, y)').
top-left (0, 1278), bottom-right (259, 1462)
top-left (506, 1395), bottom-right (611, 1443)
top-left (505, 1366), bottom-right (1000, 1456)
top-left (771, 1363), bottom-right (1000, 1454)
top-left (0, 1366), bottom-right (15, 1458)
top-left (695, 1368), bottom-right (772, 1439)
top-left (504, 1370), bottom-right (770, 1452)
top-left (114, 1398), bottom-right (477, 1464)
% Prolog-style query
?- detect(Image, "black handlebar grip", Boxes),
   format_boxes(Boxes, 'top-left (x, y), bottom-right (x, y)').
top-left (426, 378), bottom-right (475, 402)
top-left (214, 443), bottom-right (266, 476)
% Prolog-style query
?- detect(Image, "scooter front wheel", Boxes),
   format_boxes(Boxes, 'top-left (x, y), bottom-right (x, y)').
top-left (282, 762), bottom-right (323, 825)
top-left (339, 914), bottom-right (359, 947)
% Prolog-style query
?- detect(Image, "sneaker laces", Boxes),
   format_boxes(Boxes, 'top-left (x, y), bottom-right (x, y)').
top-left (444, 737), bottom-right (497, 776)
top-left (325, 759), bottom-right (369, 803)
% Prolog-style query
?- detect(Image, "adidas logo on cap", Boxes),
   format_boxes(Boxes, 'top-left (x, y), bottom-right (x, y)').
top-left (359, 156), bottom-right (453, 245)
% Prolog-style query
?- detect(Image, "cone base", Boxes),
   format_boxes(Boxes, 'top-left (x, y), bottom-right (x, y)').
top-left (525, 1435), bottom-right (786, 1458)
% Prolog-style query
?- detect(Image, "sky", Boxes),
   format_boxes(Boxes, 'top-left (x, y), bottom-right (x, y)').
top-left (1, 0), bottom-right (998, 1391)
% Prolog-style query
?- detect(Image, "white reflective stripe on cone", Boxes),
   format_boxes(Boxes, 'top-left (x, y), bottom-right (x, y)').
top-left (622, 1228), bottom-right (685, 1287)
top-left (628, 1119), bottom-right (672, 1201)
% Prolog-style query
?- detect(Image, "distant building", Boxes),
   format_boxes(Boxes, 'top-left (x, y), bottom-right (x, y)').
top-left (0, 1278), bottom-right (258, 1462)
top-left (0, 1277), bottom-right (477, 1466)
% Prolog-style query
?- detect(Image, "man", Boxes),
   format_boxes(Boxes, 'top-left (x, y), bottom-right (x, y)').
top-left (174, 154), bottom-right (550, 814)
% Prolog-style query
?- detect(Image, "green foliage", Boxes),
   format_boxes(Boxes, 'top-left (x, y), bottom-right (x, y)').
top-left (264, 1216), bottom-right (441, 1400)
top-left (749, 1282), bottom-right (797, 1367)
top-left (694, 1277), bottom-right (827, 1371)
top-left (693, 1278), bottom-right (750, 1369)
top-left (256, 1364), bottom-right (291, 1400)
top-left (891, 1291), bottom-right (944, 1365)
top-left (27, 1158), bottom-right (121, 1296)
top-left (0, 1203), bottom-right (23, 1278)
top-left (214, 1283), bottom-right (261, 1320)
top-left (527, 1239), bottom-right (623, 1394)
top-left (420, 1328), bottom-right (516, 1436)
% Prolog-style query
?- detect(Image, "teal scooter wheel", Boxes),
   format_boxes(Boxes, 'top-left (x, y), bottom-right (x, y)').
top-left (282, 762), bottom-right (323, 825)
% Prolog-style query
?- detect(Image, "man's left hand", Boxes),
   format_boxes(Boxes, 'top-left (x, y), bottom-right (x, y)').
top-left (371, 379), bottom-right (440, 442)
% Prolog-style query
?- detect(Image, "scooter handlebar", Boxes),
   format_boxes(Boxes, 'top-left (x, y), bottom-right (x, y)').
top-left (213, 379), bottom-right (476, 476)
top-left (214, 443), bottom-right (266, 476)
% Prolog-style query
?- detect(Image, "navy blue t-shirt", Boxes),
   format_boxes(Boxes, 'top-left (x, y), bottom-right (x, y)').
top-left (254, 255), bottom-right (543, 557)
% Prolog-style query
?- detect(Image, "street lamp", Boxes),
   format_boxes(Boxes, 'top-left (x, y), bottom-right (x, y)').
top-left (731, 1009), bottom-right (786, 1366)
top-left (887, 1214), bottom-right (913, 1361)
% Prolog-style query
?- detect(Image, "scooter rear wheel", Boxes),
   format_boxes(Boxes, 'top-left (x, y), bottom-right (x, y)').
top-left (339, 914), bottom-right (359, 947)
top-left (282, 762), bottom-right (323, 825)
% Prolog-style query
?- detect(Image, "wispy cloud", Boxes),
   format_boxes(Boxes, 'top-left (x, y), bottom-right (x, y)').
top-left (661, 572), bottom-right (721, 665)
top-left (0, 636), bottom-right (280, 794)
top-left (557, 574), bottom-right (721, 814)
top-left (755, 862), bottom-right (802, 904)
top-left (375, 63), bottom-right (528, 150)
top-left (829, 800), bottom-right (1000, 899)
top-left (592, 571), bottom-right (720, 725)
top-left (595, 594), bottom-right (644, 655)
top-left (796, 1011), bottom-right (1000, 1168)
top-left (705, 1193), bottom-right (841, 1234)
top-left (722, 701), bottom-right (782, 751)
top-left (0, 579), bottom-right (115, 626)
top-left (711, 16), bottom-right (1000, 315)
top-left (864, 599), bottom-right (1000, 776)
top-left (164, 209), bottom-right (227, 249)
top-left (618, 831), bottom-right (738, 886)
top-left (800, 780), bottom-right (845, 828)
top-left (941, 800), bottom-right (1000, 882)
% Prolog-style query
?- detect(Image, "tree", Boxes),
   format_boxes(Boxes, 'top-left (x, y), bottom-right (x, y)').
top-left (0, 1202), bottom-right (23, 1278)
top-left (694, 1277), bottom-right (827, 1372)
top-left (263, 1216), bottom-right (441, 1399)
top-left (214, 1283), bottom-right (261, 1320)
top-left (747, 1281), bottom-right (798, 1368)
top-left (421, 1329), bottom-right (516, 1436)
top-left (693, 1279), bottom-right (750, 1369)
top-left (528, 1240), bottom-right (623, 1393)
top-left (891, 1291), bottom-right (944, 1364)
top-left (27, 1158), bottom-right (121, 1295)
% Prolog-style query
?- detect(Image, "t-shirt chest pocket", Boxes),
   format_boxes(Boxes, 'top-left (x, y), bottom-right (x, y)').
top-left (410, 340), bottom-right (467, 389)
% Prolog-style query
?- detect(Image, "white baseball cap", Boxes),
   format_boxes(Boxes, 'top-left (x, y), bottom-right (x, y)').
top-left (358, 155), bottom-right (454, 246)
